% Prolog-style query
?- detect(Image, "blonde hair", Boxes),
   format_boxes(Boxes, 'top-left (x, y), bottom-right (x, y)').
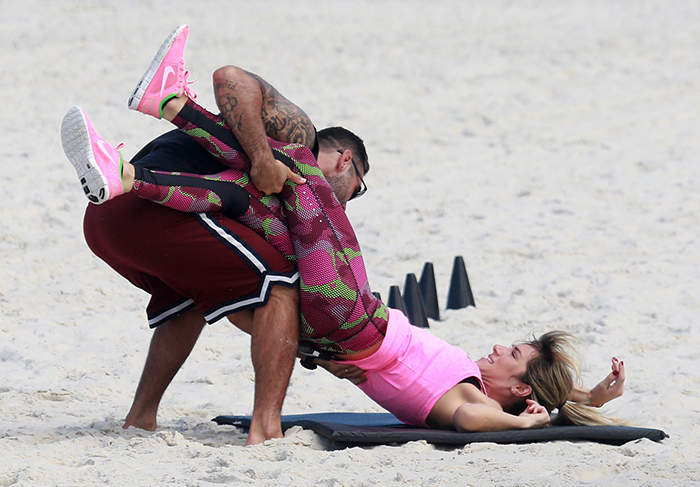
top-left (520, 331), bottom-right (624, 426)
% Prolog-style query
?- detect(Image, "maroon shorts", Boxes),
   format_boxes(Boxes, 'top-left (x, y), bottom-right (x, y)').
top-left (83, 192), bottom-right (298, 327)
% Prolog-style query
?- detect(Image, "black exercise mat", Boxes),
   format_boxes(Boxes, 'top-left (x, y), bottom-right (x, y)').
top-left (213, 412), bottom-right (668, 446)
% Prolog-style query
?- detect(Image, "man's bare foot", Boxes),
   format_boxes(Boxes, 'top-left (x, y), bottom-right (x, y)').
top-left (245, 417), bottom-right (284, 445)
top-left (245, 428), bottom-right (283, 446)
top-left (123, 409), bottom-right (157, 431)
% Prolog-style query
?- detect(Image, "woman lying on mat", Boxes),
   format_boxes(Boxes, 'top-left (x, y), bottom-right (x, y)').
top-left (314, 330), bottom-right (625, 432)
top-left (61, 26), bottom-right (625, 432)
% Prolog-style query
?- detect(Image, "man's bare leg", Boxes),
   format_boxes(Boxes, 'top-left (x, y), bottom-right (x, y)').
top-left (246, 284), bottom-right (300, 445)
top-left (226, 309), bottom-right (253, 335)
top-left (123, 308), bottom-right (206, 430)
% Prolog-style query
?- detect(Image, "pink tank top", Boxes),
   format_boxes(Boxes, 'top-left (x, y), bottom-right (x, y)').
top-left (342, 308), bottom-right (486, 427)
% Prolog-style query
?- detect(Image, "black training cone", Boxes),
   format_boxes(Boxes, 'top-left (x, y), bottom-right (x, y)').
top-left (372, 291), bottom-right (382, 301)
top-left (419, 262), bottom-right (440, 320)
top-left (446, 256), bottom-right (475, 309)
top-left (403, 273), bottom-right (430, 328)
top-left (387, 285), bottom-right (406, 315)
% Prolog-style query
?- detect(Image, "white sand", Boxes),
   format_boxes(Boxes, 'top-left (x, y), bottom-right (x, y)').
top-left (2, 0), bottom-right (699, 485)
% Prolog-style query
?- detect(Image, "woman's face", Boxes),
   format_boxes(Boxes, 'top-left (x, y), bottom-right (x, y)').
top-left (477, 343), bottom-right (539, 384)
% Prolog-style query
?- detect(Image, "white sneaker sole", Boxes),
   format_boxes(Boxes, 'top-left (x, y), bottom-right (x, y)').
top-left (61, 107), bottom-right (110, 204)
top-left (127, 24), bottom-right (187, 112)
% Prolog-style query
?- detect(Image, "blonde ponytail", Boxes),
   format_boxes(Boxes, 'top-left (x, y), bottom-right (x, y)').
top-left (553, 401), bottom-right (626, 426)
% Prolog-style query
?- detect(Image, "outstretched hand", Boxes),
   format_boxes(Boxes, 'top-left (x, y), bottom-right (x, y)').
top-left (589, 357), bottom-right (625, 407)
top-left (312, 358), bottom-right (367, 385)
top-left (520, 399), bottom-right (550, 429)
top-left (250, 157), bottom-right (306, 195)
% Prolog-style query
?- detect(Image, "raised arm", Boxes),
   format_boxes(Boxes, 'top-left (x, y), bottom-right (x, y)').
top-left (212, 65), bottom-right (315, 194)
top-left (569, 357), bottom-right (625, 407)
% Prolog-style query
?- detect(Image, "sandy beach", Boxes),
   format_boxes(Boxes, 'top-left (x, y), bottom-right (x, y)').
top-left (1, 1), bottom-right (699, 485)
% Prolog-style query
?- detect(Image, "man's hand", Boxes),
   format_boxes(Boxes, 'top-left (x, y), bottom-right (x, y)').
top-left (313, 358), bottom-right (367, 385)
top-left (213, 65), bottom-right (315, 195)
top-left (250, 157), bottom-right (306, 195)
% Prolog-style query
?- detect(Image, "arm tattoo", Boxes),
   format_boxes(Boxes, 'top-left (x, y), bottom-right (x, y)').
top-left (249, 73), bottom-right (316, 148)
top-left (214, 80), bottom-right (245, 131)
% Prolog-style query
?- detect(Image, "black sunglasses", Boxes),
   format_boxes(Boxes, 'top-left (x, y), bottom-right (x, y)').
top-left (337, 150), bottom-right (368, 200)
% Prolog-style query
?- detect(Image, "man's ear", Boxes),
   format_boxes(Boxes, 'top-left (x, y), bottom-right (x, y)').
top-left (337, 149), bottom-right (353, 172)
top-left (510, 383), bottom-right (532, 398)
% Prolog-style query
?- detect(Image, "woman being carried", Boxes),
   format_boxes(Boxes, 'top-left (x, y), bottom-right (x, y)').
top-left (61, 25), bottom-right (625, 432)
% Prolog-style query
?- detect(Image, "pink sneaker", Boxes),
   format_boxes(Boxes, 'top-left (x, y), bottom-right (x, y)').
top-left (128, 24), bottom-right (197, 119)
top-left (61, 106), bottom-right (126, 204)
